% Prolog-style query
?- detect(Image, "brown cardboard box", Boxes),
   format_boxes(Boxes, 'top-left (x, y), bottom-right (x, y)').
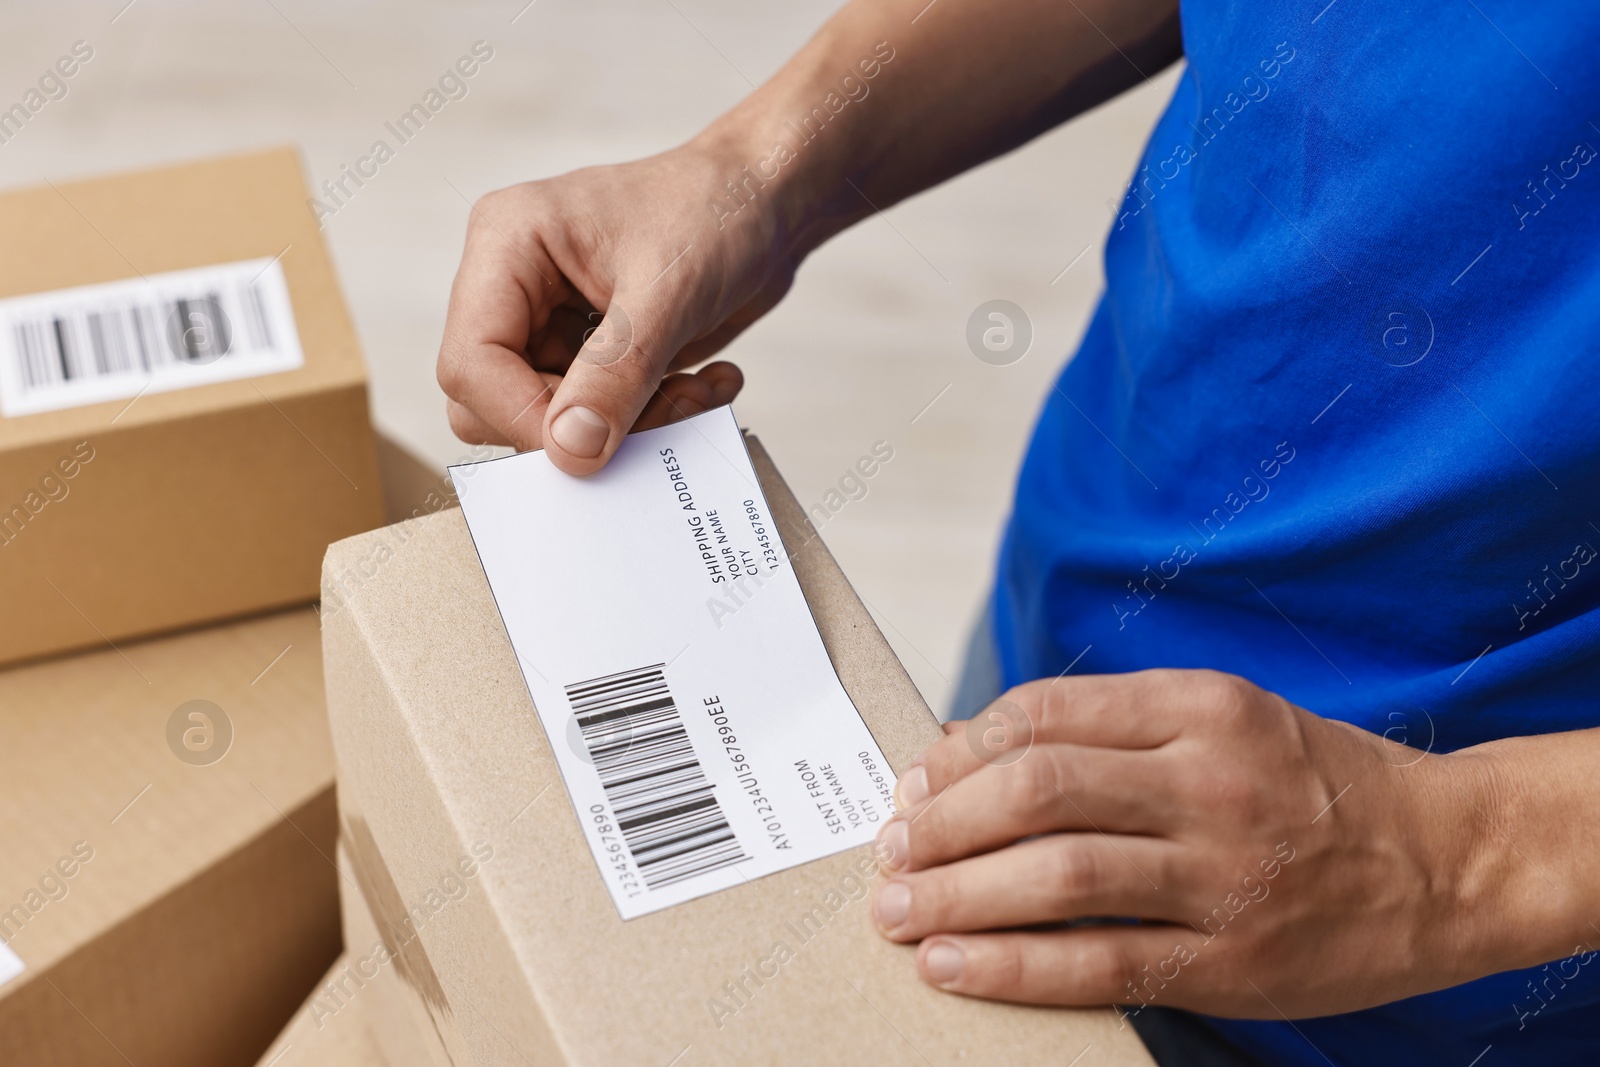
top-left (253, 952), bottom-right (392, 1067)
top-left (374, 432), bottom-right (457, 528)
top-left (334, 840), bottom-right (459, 1067)
top-left (321, 436), bottom-right (1155, 1067)
top-left (0, 430), bottom-right (435, 1067)
top-left (0, 148), bottom-right (384, 667)
top-left (253, 857), bottom-right (431, 1067)
top-left (255, 831), bottom-right (468, 1067)
top-left (0, 607), bottom-right (341, 1067)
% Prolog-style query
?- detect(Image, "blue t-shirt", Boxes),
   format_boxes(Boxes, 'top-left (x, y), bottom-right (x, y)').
top-left (994, 2), bottom-right (1600, 1063)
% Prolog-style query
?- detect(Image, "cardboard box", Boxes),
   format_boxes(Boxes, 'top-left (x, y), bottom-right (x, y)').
top-left (334, 839), bottom-right (459, 1067)
top-left (0, 148), bottom-right (384, 667)
top-left (0, 606), bottom-right (341, 1067)
top-left (322, 436), bottom-right (1154, 1066)
top-left (253, 952), bottom-right (391, 1067)
top-left (373, 431), bottom-right (457, 528)
top-left (0, 426), bottom-right (435, 1067)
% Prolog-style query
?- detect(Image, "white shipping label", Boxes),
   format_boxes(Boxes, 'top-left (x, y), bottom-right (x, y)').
top-left (0, 258), bottom-right (305, 417)
top-left (452, 406), bottom-right (898, 919)
top-left (0, 941), bottom-right (22, 987)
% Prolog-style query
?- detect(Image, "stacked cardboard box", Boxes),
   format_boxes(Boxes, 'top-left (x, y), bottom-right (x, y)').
top-left (0, 147), bottom-right (385, 666)
top-left (0, 609), bottom-right (340, 1067)
top-left (0, 150), bottom-right (439, 1065)
top-left (0, 432), bottom-right (445, 1067)
top-left (318, 436), bottom-right (1156, 1066)
top-left (253, 951), bottom-right (392, 1067)
top-left (252, 829), bottom-right (474, 1067)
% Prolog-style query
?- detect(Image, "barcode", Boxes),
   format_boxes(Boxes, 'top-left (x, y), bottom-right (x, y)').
top-left (566, 663), bottom-right (747, 890)
top-left (11, 283), bottom-right (274, 393)
top-left (0, 258), bottom-right (304, 418)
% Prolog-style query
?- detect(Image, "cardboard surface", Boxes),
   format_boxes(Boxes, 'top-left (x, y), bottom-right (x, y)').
top-left (336, 840), bottom-right (460, 1067)
top-left (253, 952), bottom-right (392, 1067)
top-left (0, 607), bottom-right (341, 1067)
top-left (323, 435), bottom-right (1154, 1067)
top-left (374, 431), bottom-right (456, 527)
top-left (0, 148), bottom-right (384, 666)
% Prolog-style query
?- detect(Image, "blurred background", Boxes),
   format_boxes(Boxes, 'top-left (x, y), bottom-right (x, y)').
top-left (2, 0), bottom-right (1178, 709)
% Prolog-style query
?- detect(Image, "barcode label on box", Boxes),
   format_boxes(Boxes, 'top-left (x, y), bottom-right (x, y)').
top-left (568, 663), bottom-right (748, 889)
top-left (453, 406), bottom-right (899, 919)
top-left (0, 257), bottom-right (305, 417)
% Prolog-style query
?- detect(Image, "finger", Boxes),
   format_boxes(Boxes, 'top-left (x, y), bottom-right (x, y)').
top-left (446, 399), bottom-right (513, 446)
top-left (438, 212), bottom-right (567, 450)
top-left (879, 745), bottom-right (1168, 872)
top-left (902, 672), bottom-right (1197, 806)
top-left (631, 372), bottom-right (712, 432)
top-left (631, 362), bottom-right (744, 431)
top-left (914, 925), bottom-right (1203, 1008)
top-left (526, 302), bottom-right (599, 373)
top-left (542, 283), bottom-right (699, 474)
top-left (873, 834), bottom-right (1182, 942)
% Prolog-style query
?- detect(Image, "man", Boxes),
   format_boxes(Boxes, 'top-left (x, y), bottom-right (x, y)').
top-left (437, 1), bottom-right (1600, 1062)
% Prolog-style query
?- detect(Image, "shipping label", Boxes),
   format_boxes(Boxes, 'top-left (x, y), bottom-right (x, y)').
top-left (452, 406), bottom-right (897, 919)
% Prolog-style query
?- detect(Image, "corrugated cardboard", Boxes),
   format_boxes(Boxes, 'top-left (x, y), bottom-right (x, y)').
top-left (0, 607), bottom-right (341, 1067)
top-left (0, 148), bottom-right (384, 666)
top-left (335, 840), bottom-right (458, 1067)
top-left (322, 435), bottom-right (1154, 1067)
top-left (253, 952), bottom-right (392, 1067)
top-left (255, 839), bottom-right (435, 1067)
top-left (0, 430), bottom-right (430, 1067)
top-left (374, 432), bottom-right (457, 528)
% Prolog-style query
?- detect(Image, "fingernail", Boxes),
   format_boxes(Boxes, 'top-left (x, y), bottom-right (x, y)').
top-left (551, 406), bottom-right (609, 459)
top-left (877, 820), bottom-right (908, 871)
top-left (924, 940), bottom-right (965, 985)
top-left (874, 881), bottom-right (911, 929)
top-left (895, 765), bottom-right (929, 808)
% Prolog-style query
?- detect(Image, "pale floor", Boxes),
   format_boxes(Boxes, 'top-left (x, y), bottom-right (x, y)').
top-left (1, 1), bottom-right (1179, 711)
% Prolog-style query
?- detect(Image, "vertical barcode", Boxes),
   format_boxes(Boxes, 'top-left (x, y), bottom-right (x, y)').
top-left (566, 663), bottom-right (747, 890)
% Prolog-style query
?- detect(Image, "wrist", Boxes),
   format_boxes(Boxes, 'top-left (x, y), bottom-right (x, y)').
top-left (1422, 742), bottom-right (1584, 978)
top-left (688, 104), bottom-right (840, 264)
top-left (689, 11), bottom-right (898, 263)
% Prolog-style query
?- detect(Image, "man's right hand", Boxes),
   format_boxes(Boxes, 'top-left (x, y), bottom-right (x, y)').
top-left (437, 143), bottom-right (798, 474)
top-left (437, 0), bottom-right (1182, 475)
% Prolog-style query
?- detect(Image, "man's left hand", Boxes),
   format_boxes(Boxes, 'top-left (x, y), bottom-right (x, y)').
top-left (871, 669), bottom-right (1533, 1019)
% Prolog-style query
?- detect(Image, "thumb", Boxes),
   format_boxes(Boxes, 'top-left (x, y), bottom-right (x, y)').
top-left (542, 291), bottom-right (685, 474)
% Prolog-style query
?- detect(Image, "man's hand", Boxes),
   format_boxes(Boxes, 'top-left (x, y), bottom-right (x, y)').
top-left (870, 670), bottom-right (1592, 1019)
top-left (437, 146), bottom-right (790, 473)
top-left (437, 0), bottom-right (1182, 474)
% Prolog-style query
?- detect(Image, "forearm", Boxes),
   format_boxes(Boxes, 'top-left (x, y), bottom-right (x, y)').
top-left (1457, 726), bottom-right (1600, 971)
top-left (692, 0), bottom-right (1182, 258)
